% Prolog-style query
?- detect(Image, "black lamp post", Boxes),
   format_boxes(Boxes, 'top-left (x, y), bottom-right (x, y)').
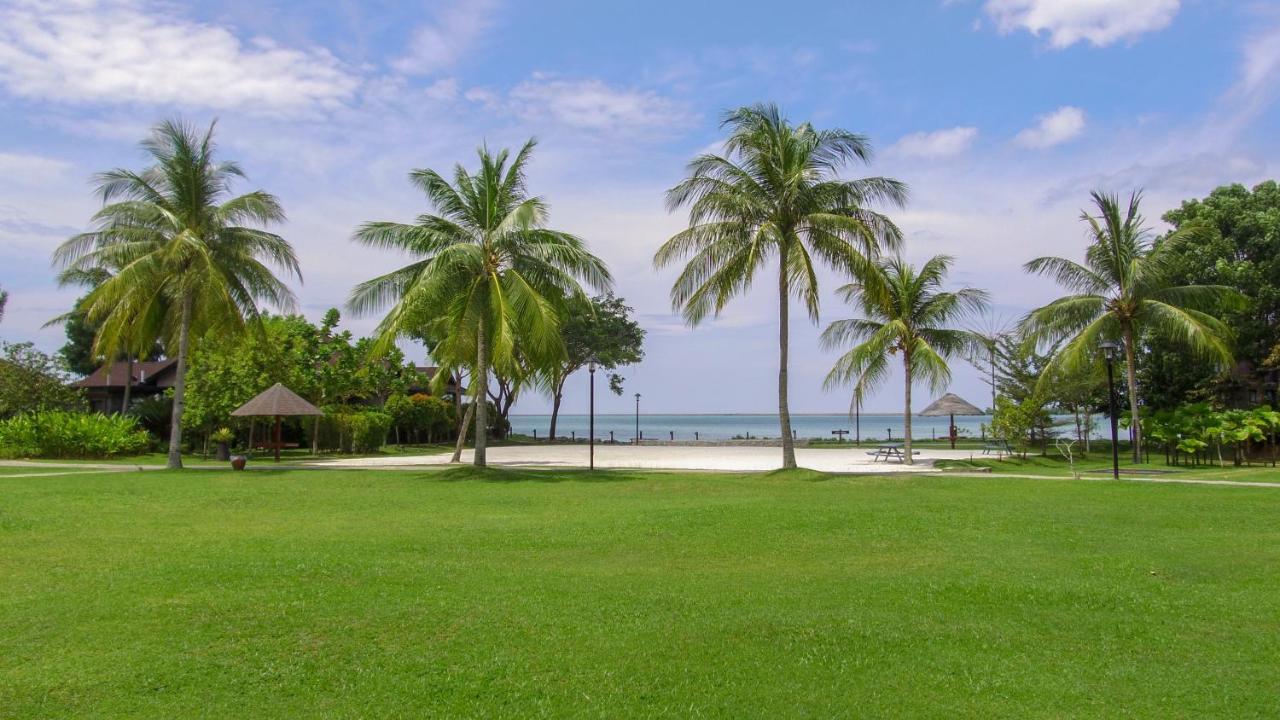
top-left (1101, 340), bottom-right (1121, 480)
top-left (588, 361), bottom-right (596, 470)
top-left (634, 392), bottom-right (641, 445)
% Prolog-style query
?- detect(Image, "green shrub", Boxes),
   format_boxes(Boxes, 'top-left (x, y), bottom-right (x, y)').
top-left (309, 408), bottom-right (392, 454)
top-left (0, 411), bottom-right (152, 459)
top-left (348, 412), bottom-right (392, 453)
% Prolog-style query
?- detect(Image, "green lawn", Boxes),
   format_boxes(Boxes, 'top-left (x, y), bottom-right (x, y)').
top-left (2, 468), bottom-right (1278, 718)
top-left (937, 454), bottom-right (1280, 482)
top-left (11, 442), bottom-right (455, 467)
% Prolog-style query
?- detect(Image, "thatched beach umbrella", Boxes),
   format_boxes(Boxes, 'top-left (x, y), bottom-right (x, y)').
top-left (919, 393), bottom-right (984, 449)
top-left (231, 383), bottom-right (322, 462)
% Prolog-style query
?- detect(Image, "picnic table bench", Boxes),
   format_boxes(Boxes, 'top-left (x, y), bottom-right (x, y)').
top-left (866, 443), bottom-right (920, 463)
top-left (982, 441), bottom-right (1014, 457)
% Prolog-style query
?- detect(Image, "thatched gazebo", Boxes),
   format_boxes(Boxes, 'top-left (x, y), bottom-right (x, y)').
top-left (231, 383), bottom-right (322, 462)
top-left (919, 392), bottom-right (984, 449)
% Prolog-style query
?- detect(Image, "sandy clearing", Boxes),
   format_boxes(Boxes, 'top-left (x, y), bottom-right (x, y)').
top-left (304, 444), bottom-right (989, 473)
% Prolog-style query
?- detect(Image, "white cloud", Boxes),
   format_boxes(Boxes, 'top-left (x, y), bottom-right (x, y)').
top-left (1014, 106), bottom-right (1086, 148)
top-left (0, 0), bottom-right (359, 114)
top-left (889, 126), bottom-right (978, 158)
top-left (504, 75), bottom-right (694, 135)
top-left (984, 0), bottom-right (1180, 48)
top-left (0, 152), bottom-right (72, 185)
top-left (392, 0), bottom-right (497, 75)
top-left (423, 78), bottom-right (460, 102)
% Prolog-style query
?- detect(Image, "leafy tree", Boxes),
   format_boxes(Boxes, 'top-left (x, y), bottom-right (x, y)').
top-left (991, 395), bottom-right (1046, 459)
top-left (1141, 181), bottom-right (1280, 407)
top-left (1022, 191), bottom-right (1244, 463)
top-left (53, 119), bottom-right (300, 469)
top-left (655, 103), bottom-right (907, 469)
top-left (353, 337), bottom-right (413, 405)
top-left (992, 333), bottom-right (1056, 449)
top-left (0, 342), bottom-right (86, 419)
top-left (349, 139), bottom-right (611, 467)
top-left (545, 293), bottom-right (645, 439)
top-left (821, 255), bottom-right (987, 464)
top-left (58, 302), bottom-right (102, 377)
top-left (182, 315), bottom-right (318, 439)
top-left (0, 286), bottom-right (7, 322)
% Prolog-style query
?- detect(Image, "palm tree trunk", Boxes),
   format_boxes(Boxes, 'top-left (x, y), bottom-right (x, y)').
top-left (451, 400), bottom-right (476, 463)
top-left (777, 265), bottom-right (797, 469)
top-left (166, 296), bottom-right (192, 469)
top-left (474, 315), bottom-right (489, 468)
top-left (549, 374), bottom-right (566, 440)
top-left (903, 353), bottom-right (914, 465)
top-left (121, 354), bottom-right (134, 414)
top-left (1123, 327), bottom-right (1142, 464)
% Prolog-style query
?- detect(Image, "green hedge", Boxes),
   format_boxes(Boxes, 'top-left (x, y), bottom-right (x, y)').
top-left (310, 411), bottom-right (393, 454)
top-left (0, 411), bottom-right (152, 459)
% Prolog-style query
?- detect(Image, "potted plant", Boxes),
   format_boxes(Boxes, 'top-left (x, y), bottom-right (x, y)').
top-left (211, 427), bottom-right (235, 462)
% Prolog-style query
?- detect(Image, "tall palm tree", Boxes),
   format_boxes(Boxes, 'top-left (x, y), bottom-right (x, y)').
top-left (348, 139), bottom-right (611, 467)
top-left (1022, 191), bottom-right (1243, 463)
top-left (53, 119), bottom-right (300, 469)
top-left (822, 255), bottom-right (988, 464)
top-left (655, 103), bottom-right (907, 469)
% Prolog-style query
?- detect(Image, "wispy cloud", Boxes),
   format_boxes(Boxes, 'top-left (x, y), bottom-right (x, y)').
top-left (392, 0), bottom-right (498, 75)
top-left (0, 152), bottom-right (72, 185)
top-left (983, 0), bottom-right (1180, 48)
top-left (502, 75), bottom-right (695, 136)
top-left (0, 0), bottom-right (359, 114)
top-left (1014, 106), bottom-right (1085, 148)
top-left (889, 126), bottom-right (978, 159)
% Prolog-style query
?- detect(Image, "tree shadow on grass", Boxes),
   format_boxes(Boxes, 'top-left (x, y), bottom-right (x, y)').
top-left (417, 466), bottom-right (650, 484)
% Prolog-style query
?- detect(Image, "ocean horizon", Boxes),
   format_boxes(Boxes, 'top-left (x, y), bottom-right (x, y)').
top-left (508, 412), bottom-right (1104, 442)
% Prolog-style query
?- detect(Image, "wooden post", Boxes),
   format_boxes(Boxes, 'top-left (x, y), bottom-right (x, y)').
top-left (949, 412), bottom-right (957, 449)
top-left (274, 415), bottom-right (282, 462)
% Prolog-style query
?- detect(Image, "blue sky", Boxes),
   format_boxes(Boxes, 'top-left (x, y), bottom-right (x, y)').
top-left (1, 0), bottom-right (1278, 414)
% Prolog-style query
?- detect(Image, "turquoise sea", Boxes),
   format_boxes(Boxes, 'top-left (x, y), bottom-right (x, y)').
top-left (508, 413), bottom-right (1099, 442)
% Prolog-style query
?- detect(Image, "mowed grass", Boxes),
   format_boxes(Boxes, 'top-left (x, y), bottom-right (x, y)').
top-left (2, 469), bottom-right (1278, 718)
top-left (937, 454), bottom-right (1280, 482)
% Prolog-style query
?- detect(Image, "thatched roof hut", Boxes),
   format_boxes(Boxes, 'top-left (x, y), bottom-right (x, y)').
top-left (919, 393), bottom-right (985, 449)
top-left (231, 383), bottom-right (322, 418)
top-left (231, 384), bottom-right (322, 461)
top-left (919, 393), bottom-right (984, 417)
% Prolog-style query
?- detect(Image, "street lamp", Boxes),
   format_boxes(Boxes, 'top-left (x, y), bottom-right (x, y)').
top-left (1100, 340), bottom-right (1122, 480)
top-left (634, 392), bottom-right (641, 445)
top-left (588, 361), bottom-right (596, 470)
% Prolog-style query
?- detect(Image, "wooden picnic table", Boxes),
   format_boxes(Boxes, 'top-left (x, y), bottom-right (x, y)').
top-left (982, 441), bottom-right (1014, 457)
top-left (867, 443), bottom-right (919, 463)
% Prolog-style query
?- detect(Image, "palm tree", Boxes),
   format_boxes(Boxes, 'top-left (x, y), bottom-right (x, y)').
top-left (1022, 191), bottom-right (1243, 463)
top-left (822, 255), bottom-right (988, 464)
top-left (348, 140), bottom-right (611, 467)
top-left (654, 103), bottom-right (907, 469)
top-left (53, 119), bottom-right (300, 469)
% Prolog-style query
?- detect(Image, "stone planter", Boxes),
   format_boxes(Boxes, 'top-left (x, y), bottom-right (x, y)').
top-left (216, 442), bottom-right (231, 461)
top-left (230, 455), bottom-right (247, 471)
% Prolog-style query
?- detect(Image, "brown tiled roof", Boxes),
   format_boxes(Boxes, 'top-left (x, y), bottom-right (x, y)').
top-left (74, 359), bottom-right (177, 389)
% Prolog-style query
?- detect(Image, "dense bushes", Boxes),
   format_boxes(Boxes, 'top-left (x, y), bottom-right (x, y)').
top-left (0, 411), bottom-right (152, 459)
top-left (384, 393), bottom-right (456, 444)
top-left (1145, 404), bottom-right (1280, 466)
top-left (310, 410), bottom-right (393, 454)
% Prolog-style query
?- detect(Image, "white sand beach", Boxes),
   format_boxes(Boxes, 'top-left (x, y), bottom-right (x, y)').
top-left (308, 444), bottom-right (987, 473)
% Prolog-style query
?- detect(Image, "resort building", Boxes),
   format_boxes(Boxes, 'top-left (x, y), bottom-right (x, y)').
top-left (74, 359), bottom-right (178, 414)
